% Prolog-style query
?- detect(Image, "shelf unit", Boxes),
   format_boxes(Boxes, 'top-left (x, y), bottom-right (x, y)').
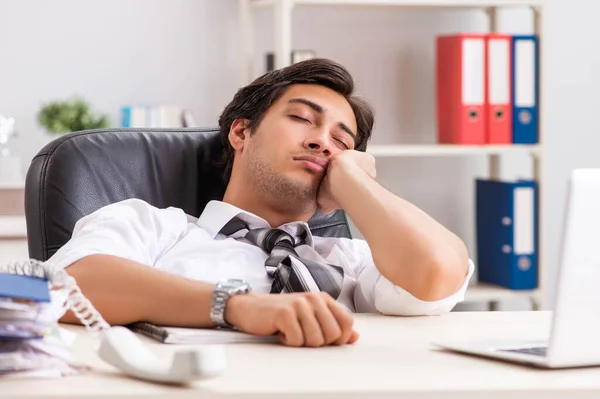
top-left (0, 182), bottom-right (25, 190)
top-left (249, 0), bottom-right (542, 6)
top-left (0, 181), bottom-right (27, 239)
top-left (367, 144), bottom-right (540, 157)
top-left (0, 216), bottom-right (27, 239)
top-left (239, 0), bottom-right (545, 310)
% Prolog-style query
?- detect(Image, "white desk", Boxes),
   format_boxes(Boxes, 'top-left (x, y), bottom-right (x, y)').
top-left (3, 311), bottom-right (600, 399)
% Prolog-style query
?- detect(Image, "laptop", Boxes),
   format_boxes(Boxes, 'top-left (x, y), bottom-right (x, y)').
top-left (432, 168), bottom-right (600, 369)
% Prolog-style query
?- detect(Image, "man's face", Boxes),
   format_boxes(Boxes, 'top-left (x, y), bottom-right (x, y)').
top-left (236, 84), bottom-right (358, 215)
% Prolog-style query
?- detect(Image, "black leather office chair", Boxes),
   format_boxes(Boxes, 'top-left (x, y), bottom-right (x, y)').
top-left (24, 127), bottom-right (354, 261)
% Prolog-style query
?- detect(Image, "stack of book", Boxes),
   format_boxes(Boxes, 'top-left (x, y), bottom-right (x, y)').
top-left (0, 273), bottom-right (86, 379)
top-left (120, 105), bottom-right (197, 128)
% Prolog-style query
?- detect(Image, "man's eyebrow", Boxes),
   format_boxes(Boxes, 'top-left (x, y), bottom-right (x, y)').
top-left (288, 97), bottom-right (357, 142)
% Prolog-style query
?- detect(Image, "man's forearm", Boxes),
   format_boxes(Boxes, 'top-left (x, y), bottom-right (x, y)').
top-left (60, 254), bottom-right (217, 327)
top-left (332, 163), bottom-right (469, 301)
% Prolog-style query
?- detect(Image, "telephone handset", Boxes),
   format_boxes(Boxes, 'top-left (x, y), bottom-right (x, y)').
top-left (0, 259), bottom-right (227, 385)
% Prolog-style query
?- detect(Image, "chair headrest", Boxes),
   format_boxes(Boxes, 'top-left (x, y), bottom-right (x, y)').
top-left (25, 128), bottom-right (352, 261)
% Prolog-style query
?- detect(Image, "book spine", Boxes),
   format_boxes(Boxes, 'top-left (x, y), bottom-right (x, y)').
top-left (127, 323), bottom-right (168, 343)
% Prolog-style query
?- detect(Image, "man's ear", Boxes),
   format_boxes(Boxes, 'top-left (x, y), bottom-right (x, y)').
top-left (228, 119), bottom-right (250, 151)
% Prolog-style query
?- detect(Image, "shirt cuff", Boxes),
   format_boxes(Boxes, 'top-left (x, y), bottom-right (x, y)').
top-left (356, 258), bottom-right (475, 316)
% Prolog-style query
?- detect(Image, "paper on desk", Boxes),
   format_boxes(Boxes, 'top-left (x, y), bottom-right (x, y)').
top-left (0, 286), bottom-right (87, 379)
top-left (0, 289), bottom-right (67, 325)
top-left (0, 324), bottom-right (45, 339)
top-left (0, 291), bottom-right (66, 339)
top-left (0, 325), bottom-right (88, 379)
top-left (130, 322), bottom-right (281, 345)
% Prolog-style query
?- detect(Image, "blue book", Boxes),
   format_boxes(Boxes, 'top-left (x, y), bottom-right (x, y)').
top-left (476, 179), bottom-right (538, 290)
top-left (121, 106), bottom-right (131, 128)
top-left (0, 273), bottom-right (50, 302)
top-left (511, 34), bottom-right (539, 144)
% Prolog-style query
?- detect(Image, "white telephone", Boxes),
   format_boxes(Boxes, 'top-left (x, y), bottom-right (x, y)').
top-left (0, 259), bottom-right (227, 385)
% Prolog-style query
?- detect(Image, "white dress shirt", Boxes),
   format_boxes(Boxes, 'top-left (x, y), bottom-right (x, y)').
top-left (48, 198), bottom-right (474, 316)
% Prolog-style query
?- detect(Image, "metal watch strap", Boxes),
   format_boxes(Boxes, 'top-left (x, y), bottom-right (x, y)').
top-left (210, 288), bottom-right (233, 328)
top-left (210, 279), bottom-right (250, 329)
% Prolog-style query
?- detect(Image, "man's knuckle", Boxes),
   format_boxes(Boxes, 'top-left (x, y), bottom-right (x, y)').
top-left (303, 292), bottom-right (323, 303)
top-left (303, 292), bottom-right (318, 299)
top-left (340, 319), bottom-right (354, 335)
top-left (318, 291), bottom-right (332, 299)
top-left (292, 297), bottom-right (309, 311)
top-left (277, 306), bottom-right (296, 322)
top-left (335, 308), bottom-right (353, 328)
top-left (305, 332), bottom-right (325, 347)
top-left (325, 325), bottom-right (343, 343)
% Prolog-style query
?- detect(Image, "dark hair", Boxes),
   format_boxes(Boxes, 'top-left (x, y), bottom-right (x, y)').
top-left (216, 58), bottom-right (375, 181)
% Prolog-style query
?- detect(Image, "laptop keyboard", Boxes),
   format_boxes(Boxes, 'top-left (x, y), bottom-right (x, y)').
top-left (499, 346), bottom-right (548, 356)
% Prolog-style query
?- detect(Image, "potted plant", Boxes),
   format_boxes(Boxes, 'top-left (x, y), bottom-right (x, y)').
top-left (37, 97), bottom-right (110, 134)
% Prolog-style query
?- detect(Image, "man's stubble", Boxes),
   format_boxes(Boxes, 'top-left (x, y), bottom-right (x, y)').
top-left (244, 142), bottom-right (320, 216)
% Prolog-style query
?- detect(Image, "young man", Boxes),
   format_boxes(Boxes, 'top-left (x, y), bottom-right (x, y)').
top-left (52, 58), bottom-right (474, 347)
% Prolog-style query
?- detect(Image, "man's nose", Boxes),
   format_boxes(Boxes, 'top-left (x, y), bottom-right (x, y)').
top-left (304, 131), bottom-right (331, 155)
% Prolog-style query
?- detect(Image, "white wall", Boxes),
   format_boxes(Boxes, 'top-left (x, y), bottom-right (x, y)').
top-left (0, 0), bottom-right (596, 310)
top-left (0, 0), bottom-right (240, 165)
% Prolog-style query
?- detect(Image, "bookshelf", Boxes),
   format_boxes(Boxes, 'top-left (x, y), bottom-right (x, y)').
top-left (0, 182), bottom-right (26, 190)
top-left (0, 216), bottom-right (27, 239)
top-left (0, 180), bottom-right (27, 274)
top-left (238, 0), bottom-right (545, 310)
top-left (249, 0), bottom-right (542, 6)
top-left (0, 181), bottom-right (26, 239)
top-left (367, 144), bottom-right (540, 157)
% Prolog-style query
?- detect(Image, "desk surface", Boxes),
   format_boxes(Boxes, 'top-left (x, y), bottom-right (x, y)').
top-left (3, 311), bottom-right (600, 399)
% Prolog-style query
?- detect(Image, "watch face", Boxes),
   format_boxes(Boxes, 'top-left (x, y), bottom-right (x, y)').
top-left (218, 279), bottom-right (250, 293)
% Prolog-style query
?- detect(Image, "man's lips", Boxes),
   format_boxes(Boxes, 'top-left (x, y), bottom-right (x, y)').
top-left (294, 155), bottom-right (328, 173)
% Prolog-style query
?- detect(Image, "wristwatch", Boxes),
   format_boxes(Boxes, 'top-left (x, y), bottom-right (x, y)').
top-left (210, 279), bottom-right (251, 329)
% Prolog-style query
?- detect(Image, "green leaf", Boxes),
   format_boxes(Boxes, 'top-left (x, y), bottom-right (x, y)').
top-left (37, 97), bottom-right (111, 134)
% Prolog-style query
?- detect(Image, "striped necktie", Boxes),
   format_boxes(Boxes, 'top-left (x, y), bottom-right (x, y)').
top-left (219, 217), bottom-right (345, 299)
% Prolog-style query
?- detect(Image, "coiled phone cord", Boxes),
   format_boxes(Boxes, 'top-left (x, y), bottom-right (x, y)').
top-left (0, 259), bottom-right (110, 336)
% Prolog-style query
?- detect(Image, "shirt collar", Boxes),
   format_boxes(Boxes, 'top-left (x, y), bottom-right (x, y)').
top-left (197, 200), bottom-right (315, 247)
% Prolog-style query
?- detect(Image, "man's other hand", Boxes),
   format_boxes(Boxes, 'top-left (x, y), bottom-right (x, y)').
top-left (225, 292), bottom-right (359, 347)
top-left (317, 150), bottom-right (376, 214)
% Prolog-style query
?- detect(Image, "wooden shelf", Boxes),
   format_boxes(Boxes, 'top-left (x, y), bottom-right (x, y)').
top-left (464, 282), bottom-right (538, 303)
top-left (0, 181), bottom-right (25, 190)
top-left (251, 0), bottom-right (543, 8)
top-left (0, 216), bottom-right (27, 238)
top-left (366, 144), bottom-right (540, 157)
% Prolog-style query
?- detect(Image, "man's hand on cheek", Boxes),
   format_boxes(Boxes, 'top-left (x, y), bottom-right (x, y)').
top-left (317, 150), bottom-right (377, 214)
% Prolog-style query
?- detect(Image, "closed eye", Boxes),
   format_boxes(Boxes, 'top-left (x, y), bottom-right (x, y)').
top-left (289, 115), bottom-right (311, 123)
top-left (334, 138), bottom-right (350, 149)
